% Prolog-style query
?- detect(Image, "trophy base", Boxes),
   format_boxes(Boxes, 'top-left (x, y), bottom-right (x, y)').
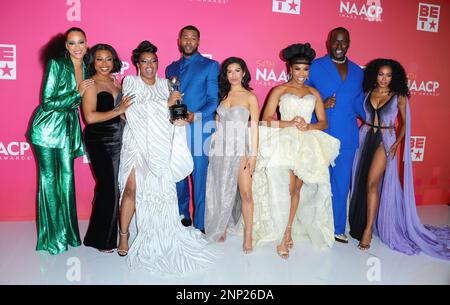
top-left (170, 104), bottom-right (188, 122)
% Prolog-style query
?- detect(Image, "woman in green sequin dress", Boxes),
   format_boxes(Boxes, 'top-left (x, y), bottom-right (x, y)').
top-left (28, 27), bottom-right (93, 254)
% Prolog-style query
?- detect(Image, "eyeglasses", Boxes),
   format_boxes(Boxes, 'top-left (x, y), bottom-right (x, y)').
top-left (139, 58), bottom-right (158, 64)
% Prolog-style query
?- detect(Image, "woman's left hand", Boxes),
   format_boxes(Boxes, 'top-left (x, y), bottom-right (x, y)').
top-left (110, 75), bottom-right (121, 89)
top-left (298, 123), bottom-right (310, 131)
top-left (388, 142), bottom-right (400, 160)
top-left (293, 116), bottom-right (307, 130)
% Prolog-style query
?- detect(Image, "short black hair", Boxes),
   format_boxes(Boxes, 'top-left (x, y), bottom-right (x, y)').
top-left (88, 43), bottom-right (122, 75)
top-left (281, 43), bottom-right (316, 65)
top-left (327, 27), bottom-right (350, 42)
top-left (179, 25), bottom-right (200, 39)
top-left (363, 58), bottom-right (410, 97)
top-left (219, 57), bottom-right (252, 101)
top-left (131, 41), bottom-right (158, 67)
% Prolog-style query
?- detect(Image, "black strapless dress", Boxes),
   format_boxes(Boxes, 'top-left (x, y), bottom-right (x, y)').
top-left (83, 91), bottom-right (123, 250)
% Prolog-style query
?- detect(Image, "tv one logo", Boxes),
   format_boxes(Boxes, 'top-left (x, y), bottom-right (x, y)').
top-left (0, 142), bottom-right (32, 161)
top-left (272, 0), bottom-right (301, 15)
top-left (410, 136), bottom-right (426, 162)
top-left (417, 3), bottom-right (440, 32)
top-left (339, 0), bottom-right (383, 22)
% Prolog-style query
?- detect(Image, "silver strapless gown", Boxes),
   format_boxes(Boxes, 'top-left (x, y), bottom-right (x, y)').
top-left (205, 104), bottom-right (251, 242)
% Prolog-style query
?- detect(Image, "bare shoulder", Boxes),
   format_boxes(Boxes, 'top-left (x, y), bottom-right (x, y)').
top-left (306, 86), bottom-right (320, 97)
top-left (245, 91), bottom-right (258, 103)
top-left (270, 84), bottom-right (288, 97)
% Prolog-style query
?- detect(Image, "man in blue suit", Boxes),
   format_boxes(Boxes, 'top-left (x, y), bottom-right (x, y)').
top-left (307, 27), bottom-right (365, 243)
top-left (166, 25), bottom-right (219, 233)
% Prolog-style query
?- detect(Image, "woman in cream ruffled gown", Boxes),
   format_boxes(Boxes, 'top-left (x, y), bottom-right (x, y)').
top-left (252, 43), bottom-right (340, 259)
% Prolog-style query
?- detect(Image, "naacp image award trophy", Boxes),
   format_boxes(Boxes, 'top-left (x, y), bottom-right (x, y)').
top-left (168, 76), bottom-right (187, 122)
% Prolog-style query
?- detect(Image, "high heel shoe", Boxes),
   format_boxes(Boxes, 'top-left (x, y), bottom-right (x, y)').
top-left (357, 230), bottom-right (372, 251)
top-left (285, 226), bottom-right (293, 249)
top-left (99, 249), bottom-right (114, 254)
top-left (243, 230), bottom-right (253, 254)
top-left (218, 230), bottom-right (227, 243)
top-left (276, 243), bottom-right (289, 259)
top-left (357, 242), bottom-right (371, 251)
top-left (117, 230), bottom-right (129, 257)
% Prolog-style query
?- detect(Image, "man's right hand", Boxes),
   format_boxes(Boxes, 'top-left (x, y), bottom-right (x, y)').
top-left (186, 111), bottom-right (195, 123)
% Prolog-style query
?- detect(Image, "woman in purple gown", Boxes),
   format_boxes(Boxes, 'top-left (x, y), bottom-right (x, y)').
top-left (349, 58), bottom-right (449, 260)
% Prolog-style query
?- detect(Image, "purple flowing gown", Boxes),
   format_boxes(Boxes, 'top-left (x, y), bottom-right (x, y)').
top-left (350, 92), bottom-right (450, 260)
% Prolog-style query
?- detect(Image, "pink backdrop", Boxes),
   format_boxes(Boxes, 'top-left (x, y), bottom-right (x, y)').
top-left (1, 0), bottom-right (449, 221)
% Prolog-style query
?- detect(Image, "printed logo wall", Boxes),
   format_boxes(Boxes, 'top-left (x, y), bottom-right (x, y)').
top-left (0, 0), bottom-right (448, 221)
top-left (0, 45), bottom-right (16, 80)
top-left (417, 2), bottom-right (440, 32)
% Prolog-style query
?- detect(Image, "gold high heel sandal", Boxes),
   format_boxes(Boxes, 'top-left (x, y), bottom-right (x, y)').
top-left (285, 226), bottom-right (293, 249)
top-left (276, 241), bottom-right (289, 259)
top-left (358, 231), bottom-right (372, 251)
top-left (218, 230), bottom-right (227, 243)
top-left (117, 230), bottom-right (129, 257)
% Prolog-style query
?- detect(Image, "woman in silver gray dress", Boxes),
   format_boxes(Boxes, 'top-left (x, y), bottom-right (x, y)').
top-left (204, 57), bottom-right (259, 253)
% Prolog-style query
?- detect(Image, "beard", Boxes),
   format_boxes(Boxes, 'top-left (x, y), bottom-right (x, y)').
top-left (181, 46), bottom-right (198, 56)
top-left (331, 48), bottom-right (347, 60)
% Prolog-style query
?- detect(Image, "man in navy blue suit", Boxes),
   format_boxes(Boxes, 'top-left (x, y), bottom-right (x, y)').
top-left (307, 27), bottom-right (365, 243)
top-left (166, 25), bottom-right (219, 233)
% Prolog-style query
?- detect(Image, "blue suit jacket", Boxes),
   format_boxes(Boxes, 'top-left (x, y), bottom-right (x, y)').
top-left (307, 55), bottom-right (365, 150)
top-left (166, 52), bottom-right (219, 123)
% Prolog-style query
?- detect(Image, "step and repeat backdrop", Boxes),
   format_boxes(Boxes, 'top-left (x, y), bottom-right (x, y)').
top-left (0, 0), bottom-right (448, 220)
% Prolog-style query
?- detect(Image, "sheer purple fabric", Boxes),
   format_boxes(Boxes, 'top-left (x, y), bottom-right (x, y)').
top-left (352, 94), bottom-right (450, 260)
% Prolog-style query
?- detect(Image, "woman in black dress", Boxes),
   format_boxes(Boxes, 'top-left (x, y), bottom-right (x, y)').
top-left (82, 44), bottom-right (134, 252)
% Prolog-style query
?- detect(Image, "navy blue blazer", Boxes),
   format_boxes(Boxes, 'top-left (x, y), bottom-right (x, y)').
top-left (307, 55), bottom-right (365, 150)
top-left (166, 52), bottom-right (219, 122)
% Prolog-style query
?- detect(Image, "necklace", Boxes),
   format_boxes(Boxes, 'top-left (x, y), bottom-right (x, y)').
top-left (375, 87), bottom-right (390, 95)
top-left (331, 57), bottom-right (347, 64)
